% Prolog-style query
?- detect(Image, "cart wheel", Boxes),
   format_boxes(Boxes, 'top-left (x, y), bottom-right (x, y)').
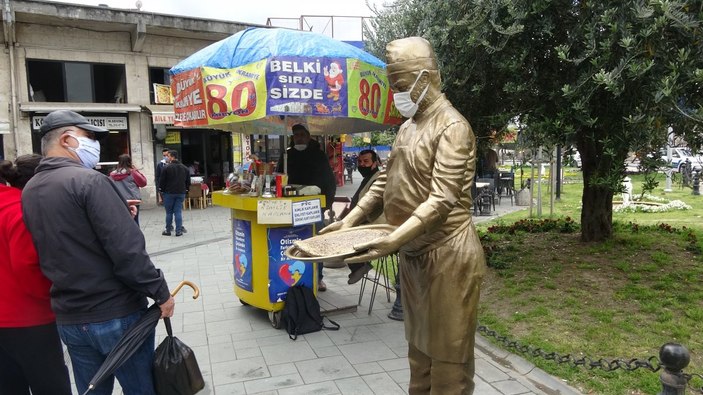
top-left (239, 299), bottom-right (249, 306)
top-left (268, 311), bottom-right (283, 329)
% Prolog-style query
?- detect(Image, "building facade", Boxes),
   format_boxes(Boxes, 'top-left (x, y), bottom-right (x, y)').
top-left (1, 0), bottom-right (258, 205)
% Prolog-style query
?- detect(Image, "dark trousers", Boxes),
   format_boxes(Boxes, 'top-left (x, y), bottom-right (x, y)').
top-left (0, 322), bottom-right (71, 395)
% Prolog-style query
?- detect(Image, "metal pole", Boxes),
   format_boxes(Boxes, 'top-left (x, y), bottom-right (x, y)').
top-left (537, 147), bottom-right (543, 217)
top-left (556, 145), bottom-right (562, 200)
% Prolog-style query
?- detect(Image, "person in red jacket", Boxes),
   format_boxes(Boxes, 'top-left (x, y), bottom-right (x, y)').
top-left (0, 154), bottom-right (71, 395)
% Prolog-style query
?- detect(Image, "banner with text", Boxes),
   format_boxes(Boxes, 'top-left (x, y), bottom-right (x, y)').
top-left (233, 219), bottom-right (253, 292)
top-left (267, 226), bottom-right (314, 303)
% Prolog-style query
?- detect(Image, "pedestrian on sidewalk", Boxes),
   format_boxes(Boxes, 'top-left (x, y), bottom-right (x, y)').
top-left (0, 154), bottom-right (71, 395)
top-left (21, 110), bottom-right (175, 395)
top-left (159, 149), bottom-right (190, 236)
top-left (345, 149), bottom-right (384, 284)
top-left (110, 154), bottom-right (147, 225)
top-left (154, 148), bottom-right (170, 205)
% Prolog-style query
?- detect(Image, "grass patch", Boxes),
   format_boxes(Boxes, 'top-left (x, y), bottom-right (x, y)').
top-left (477, 170), bottom-right (703, 394)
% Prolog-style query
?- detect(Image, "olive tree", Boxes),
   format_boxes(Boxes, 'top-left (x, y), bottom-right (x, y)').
top-left (366, 0), bottom-right (703, 241)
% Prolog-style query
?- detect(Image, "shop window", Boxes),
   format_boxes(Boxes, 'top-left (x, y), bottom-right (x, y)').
top-left (149, 67), bottom-right (172, 104)
top-left (27, 60), bottom-right (126, 103)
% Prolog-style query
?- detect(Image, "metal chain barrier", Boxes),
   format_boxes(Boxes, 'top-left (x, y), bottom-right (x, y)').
top-left (477, 324), bottom-right (703, 393)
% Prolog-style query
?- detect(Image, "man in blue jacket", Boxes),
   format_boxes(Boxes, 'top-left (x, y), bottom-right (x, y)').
top-left (22, 110), bottom-right (175, 395)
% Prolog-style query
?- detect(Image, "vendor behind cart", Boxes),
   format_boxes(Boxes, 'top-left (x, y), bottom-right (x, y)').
top-left (275, 124), bottom-right (336, 291)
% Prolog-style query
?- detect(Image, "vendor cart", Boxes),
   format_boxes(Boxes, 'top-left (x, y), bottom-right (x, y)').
top-left (212, 192), bottom-right (325, 327)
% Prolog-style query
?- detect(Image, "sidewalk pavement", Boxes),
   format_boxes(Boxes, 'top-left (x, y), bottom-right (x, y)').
top-left (82, 176), bottom-right (583, 395)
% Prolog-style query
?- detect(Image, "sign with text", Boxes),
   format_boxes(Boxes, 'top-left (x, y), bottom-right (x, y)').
top-left (233, 219), bottom-right (253, 292)
top-left (32, 116), bottom-right (128, 131)
top-left (267, 225), bottom-right (314, 303)
top-left (291, 199), bottom-right (322, 226)
top-left (257, 199), bottom-right (292, 224)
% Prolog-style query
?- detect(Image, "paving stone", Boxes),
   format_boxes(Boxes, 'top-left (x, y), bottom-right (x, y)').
top-left (360, 372), bottom-right (406, 394)
top-left (377, 357), bottom-right (408, 372)
top-left (492, 379), bottom-right (532, 395)
top-left (476, 357), bottom-right (512, 382)
top-left (210, 357), bottom-right (269, 386)
top-left (268, 362), bottom-right (298, 376)
top-left (338, 340), bottom-right (397, 364)
top-left (277, 380), bottom-right (341, 395)
top-left (243, 373), bottom-right (304, 393)
top-left (208, 341), bottom-right (236, 363)
top-left (315, 345), bottom-right (343, 358)
top-left (353, 362), bottom-right (384, 376)
top-left (335, 377), bottom-right (375, 395)
top-left (387, 368), bottom-right (410, 384)
top-left (260, 340), bottom-right (317, 364)
top-left (295, 355), bottom-right (358, 384)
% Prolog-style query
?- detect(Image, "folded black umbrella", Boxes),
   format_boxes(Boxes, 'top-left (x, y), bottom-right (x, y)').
top-left (81, 305), bottom-right (161, 394)
top-left (82, 280), bottom-right (199, 394)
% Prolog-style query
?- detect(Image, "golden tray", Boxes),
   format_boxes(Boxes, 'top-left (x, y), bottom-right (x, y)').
top-left (284, 224), bottom-right (397, 268)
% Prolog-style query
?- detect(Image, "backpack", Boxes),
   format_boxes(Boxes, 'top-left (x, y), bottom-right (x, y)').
top-left (282, 285), bottom-right (340, 340)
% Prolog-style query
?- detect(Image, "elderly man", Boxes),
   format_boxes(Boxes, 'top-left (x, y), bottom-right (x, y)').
top-left (323, 38), bottom-right (486, 394)
top-left (22, 110), bottom-right (175, 395)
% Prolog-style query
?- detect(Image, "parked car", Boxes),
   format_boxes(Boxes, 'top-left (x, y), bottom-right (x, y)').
top-left (659, 147), bottom-right (703, 172)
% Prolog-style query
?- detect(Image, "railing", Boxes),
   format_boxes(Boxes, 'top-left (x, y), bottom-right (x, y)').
top-left (477, 324), bottom-right (703, 394)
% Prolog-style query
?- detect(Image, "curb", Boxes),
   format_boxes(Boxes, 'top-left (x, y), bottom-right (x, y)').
top-left (475, 335), bottom-right (583, 395)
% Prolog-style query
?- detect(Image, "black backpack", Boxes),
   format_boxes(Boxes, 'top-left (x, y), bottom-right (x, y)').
top-left (282, 285), bottom-right (340, 340)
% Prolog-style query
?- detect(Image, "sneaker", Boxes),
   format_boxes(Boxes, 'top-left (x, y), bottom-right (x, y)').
top-left (175, 231), bottom-right (183, 237)
top-left (162, 230), bottom-right (171, 236)
top-left (318, 280), bottom-right (327, 292)
top-left (180, 226), bottom-right (187, 234)
top-left (348, 263), bottom-right (373, 284)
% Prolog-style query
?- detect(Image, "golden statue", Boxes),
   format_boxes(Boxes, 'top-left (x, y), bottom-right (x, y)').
top-left (322, 37), bottom-right (486, 394)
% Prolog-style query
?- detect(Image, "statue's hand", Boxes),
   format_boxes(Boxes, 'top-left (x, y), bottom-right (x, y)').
top-left (318, 219), bottom-right (350, 235)
top-left (344, 235), bottom-right (398, 264)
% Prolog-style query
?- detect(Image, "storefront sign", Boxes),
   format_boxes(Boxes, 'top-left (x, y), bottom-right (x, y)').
top-left (267, 225), bottom-right (314, 303)
top-left (233, 219), bottom-right (253, 292)
top-left (291, 199), bottom-right (322, 226)
top-left (32, 116), bottom-right (128, 131)
top-left (164, 131), bottom-right (181, 144)
top-left (257, 199), bottom-right (292, 224)
top-left (152, 113), bottom-right (174, 125)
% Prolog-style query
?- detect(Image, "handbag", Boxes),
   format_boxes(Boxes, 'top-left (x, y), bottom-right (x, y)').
top-left (153, 317), bottom-right (205, 395)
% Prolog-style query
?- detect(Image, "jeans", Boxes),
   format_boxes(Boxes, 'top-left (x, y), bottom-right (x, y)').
top-left (162, 193), bottom-right (185, 232)
top-left (57, 310), bottom-right (156, 395)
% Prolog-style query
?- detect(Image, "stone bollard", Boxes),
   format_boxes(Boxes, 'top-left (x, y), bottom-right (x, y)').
top-left (693, 171), bottom-right (700, 195)
top-left (659, 343), bottom-right (690, 395)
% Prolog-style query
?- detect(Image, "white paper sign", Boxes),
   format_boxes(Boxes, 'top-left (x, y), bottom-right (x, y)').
top-left (257, 199), bottom-right (292, 224)
top-left (292, 199), bottom-right (322, 226)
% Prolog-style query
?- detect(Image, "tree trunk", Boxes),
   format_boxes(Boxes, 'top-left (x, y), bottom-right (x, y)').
top-left (580, 181), bottom-right (613, 242)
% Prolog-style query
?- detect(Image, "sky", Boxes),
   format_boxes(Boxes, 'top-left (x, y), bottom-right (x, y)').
top-left (44, 0), bottom-right (387, 41)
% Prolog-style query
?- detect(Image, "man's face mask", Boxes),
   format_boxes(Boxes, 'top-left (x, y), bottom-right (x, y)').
top-left (392, 70), bottom-right (430, 118)
top-left (294, 144), bottom-right (307, 151)
top-left (67, 133), bottom-right (101, 169)
top-left (358, 165), bottom-right (375, 178)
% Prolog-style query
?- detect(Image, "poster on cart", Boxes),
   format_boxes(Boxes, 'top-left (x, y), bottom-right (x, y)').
top-left (267, 225), bottom-right (314, 303)
top-left (233, 219), bottom-right (253, 292)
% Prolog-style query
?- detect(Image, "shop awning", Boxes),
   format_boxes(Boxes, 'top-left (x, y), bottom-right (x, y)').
top-left (19, 102), bottom-right (143, 113)
top-left (143, 105), bottom-right (175, 125)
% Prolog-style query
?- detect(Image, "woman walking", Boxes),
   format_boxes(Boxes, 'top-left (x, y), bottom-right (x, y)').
top-left (110, 154), bottom-right (147, 225)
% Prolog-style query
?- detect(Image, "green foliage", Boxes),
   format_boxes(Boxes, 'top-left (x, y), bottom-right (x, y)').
top-left (366, 0), bottom-right (703, 240)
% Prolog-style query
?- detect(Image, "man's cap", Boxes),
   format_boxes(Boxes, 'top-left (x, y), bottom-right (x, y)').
top-left (39, 110), bottom-right (110, 137)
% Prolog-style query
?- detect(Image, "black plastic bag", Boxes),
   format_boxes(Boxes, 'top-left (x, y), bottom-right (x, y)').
top-left (153, 317), bottom-right (205, 395)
